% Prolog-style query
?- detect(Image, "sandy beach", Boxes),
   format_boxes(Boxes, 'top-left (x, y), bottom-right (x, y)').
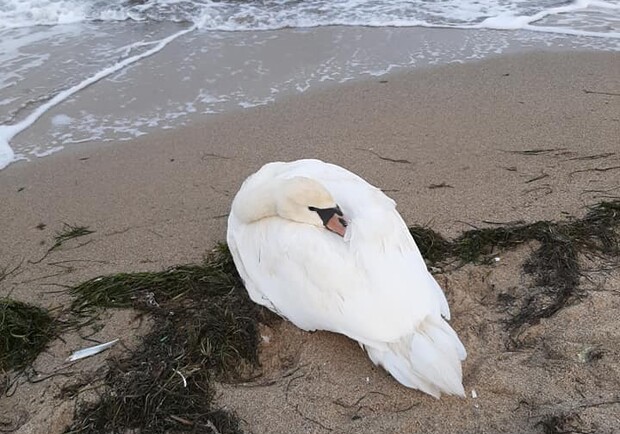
top-left (1, 51), bottom-right (619, 433)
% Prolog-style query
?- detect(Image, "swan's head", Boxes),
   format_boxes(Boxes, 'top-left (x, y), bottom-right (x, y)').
top-left (277, 177), bottom-right (348, 237)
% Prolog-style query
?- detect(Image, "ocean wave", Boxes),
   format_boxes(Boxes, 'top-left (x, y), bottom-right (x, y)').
top-left (0, 0), bottom-right (618, 38)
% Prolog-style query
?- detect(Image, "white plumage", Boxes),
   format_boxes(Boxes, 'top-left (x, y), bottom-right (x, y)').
top-left (227, 159), bottom-right (466, 398)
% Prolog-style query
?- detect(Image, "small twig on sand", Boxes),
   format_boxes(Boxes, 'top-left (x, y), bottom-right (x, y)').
top-left (356, 148), bottom-right (411, 164)
top-left (428, 182), bottom-right (454, 189)
top-left (16, 271), bottom-right (68, 285)
top-left (294, 404), bottom-right (333, 431)
top-left (573, 398), bottom-right (620, 410)
top-left (333, 391), bottom-right (390, 408)
top-left (284, 370), bottom-right (332, 431)
top-left (568, 152), bottom-right (615, 161)
top-left (583, 89), bottom-right (620, 97)
top-left (201, 152), bottom-right (231, 161)
top-left (285, 373), bottom-right (305, 397)
top-left (570, 166), bottom-right (620, 177)
top-left (482, 219), bottom-right (526, 225)
top-left (333, 394), bottom-right (372, 409)
top-left (0, 259), bottom-right (23, 284)
top-left (525, 172), bottom-right (549, 184)
top-left (282, 364), bottom-right (309, 379)
top-left (580, 186), bottom-right (620, 197)
top-left (393, 403), bottom-right (417, 413)
top-left (504, 148), bottom-right (567, 156)
top-left (523, 186), bottom-right (553, 196)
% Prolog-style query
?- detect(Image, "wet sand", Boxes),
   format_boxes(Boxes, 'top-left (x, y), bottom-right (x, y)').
top-left (1, 51), bottom-right (619, 433)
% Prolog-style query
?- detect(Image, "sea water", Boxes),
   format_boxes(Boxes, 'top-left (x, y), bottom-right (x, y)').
top-left (0, 0), bottom-right (618, 169)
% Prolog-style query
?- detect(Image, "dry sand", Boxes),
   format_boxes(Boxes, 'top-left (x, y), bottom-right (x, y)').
top-left (1, 51), bottom-right (619, 433)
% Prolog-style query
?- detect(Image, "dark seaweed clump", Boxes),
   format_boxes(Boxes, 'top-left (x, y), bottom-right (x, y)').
top-left (410, 201), bottom-right (620, 345)
top-left (0, 298), bottom-right (57, 374)
top-left (65, 244), bottom-right (272, 434)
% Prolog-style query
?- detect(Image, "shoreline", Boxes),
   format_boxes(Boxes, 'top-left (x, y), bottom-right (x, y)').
top-left (1, 50), bottom-right (619, 433)
top-left (3, 23), bottom-right (619, 166)
top-left (2, 50), bottom-right (618, 235)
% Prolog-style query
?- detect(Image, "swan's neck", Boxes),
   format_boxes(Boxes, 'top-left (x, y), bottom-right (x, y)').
top-left (232, 173), bottom-right (332, 227)
top-left (232, 177), bottom-right (282, 224)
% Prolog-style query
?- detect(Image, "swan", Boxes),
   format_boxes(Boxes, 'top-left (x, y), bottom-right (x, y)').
top-left (227, 159), bottom-right (466, 398)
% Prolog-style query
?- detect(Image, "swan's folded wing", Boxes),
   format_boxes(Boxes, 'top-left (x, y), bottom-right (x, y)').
top-left (228, 209), bottom-right (450, 347)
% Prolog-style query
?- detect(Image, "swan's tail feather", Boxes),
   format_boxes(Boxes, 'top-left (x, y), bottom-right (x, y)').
top-left (365, 316), bottom-right (466, 398)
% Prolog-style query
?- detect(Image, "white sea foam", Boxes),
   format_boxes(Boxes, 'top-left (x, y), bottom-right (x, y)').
top-left (473, 0), bottom-right (620, 38)
top-left (0, 0), bottom-right (618, 37)
top-left (51, 114), bottom-right (73, 126)
top-left (0, 134), bottom-right (15, 170)
top-left (32, 145), bottom-right (64, 157)
top-left (0, 20), bottom-right (199, 169)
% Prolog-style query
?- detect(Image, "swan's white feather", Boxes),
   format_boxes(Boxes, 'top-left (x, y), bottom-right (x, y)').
top-left (66, 339), bottom-right (119, 362)
top-left (227, 159), bottom-right (466, 397)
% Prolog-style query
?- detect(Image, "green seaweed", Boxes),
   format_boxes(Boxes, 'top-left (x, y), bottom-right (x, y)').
top-left (30, 223), bottom-right (95, 265)
top-left (50, 224), bottom-right (95, 252)
top-left (410, 201), bottom-right (620, 345)
top-left (0, 298), bottom-right (57, 374)
top-left (65, 244), bottom-right (266, 434)
top-left (410, 201), bottom-right (619, 266)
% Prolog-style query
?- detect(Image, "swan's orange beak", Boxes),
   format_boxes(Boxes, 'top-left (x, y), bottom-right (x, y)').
top-left (309, 205), bottom-right (348, 237)
top-left (325, 213), bottom-right (348, 237)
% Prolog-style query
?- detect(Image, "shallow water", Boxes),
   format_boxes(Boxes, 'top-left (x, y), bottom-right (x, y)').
top-left (0, 0), bottom-right (619, 169)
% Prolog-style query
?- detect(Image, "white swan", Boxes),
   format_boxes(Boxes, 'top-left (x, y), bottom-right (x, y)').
top-left (227, 159), bottom-right (466, 398)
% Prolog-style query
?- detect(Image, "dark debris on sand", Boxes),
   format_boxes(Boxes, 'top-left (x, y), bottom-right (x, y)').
top-left (410, 201), bottom-right (620, 347)
top-left (65, 244), bottom-right (276, 434)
